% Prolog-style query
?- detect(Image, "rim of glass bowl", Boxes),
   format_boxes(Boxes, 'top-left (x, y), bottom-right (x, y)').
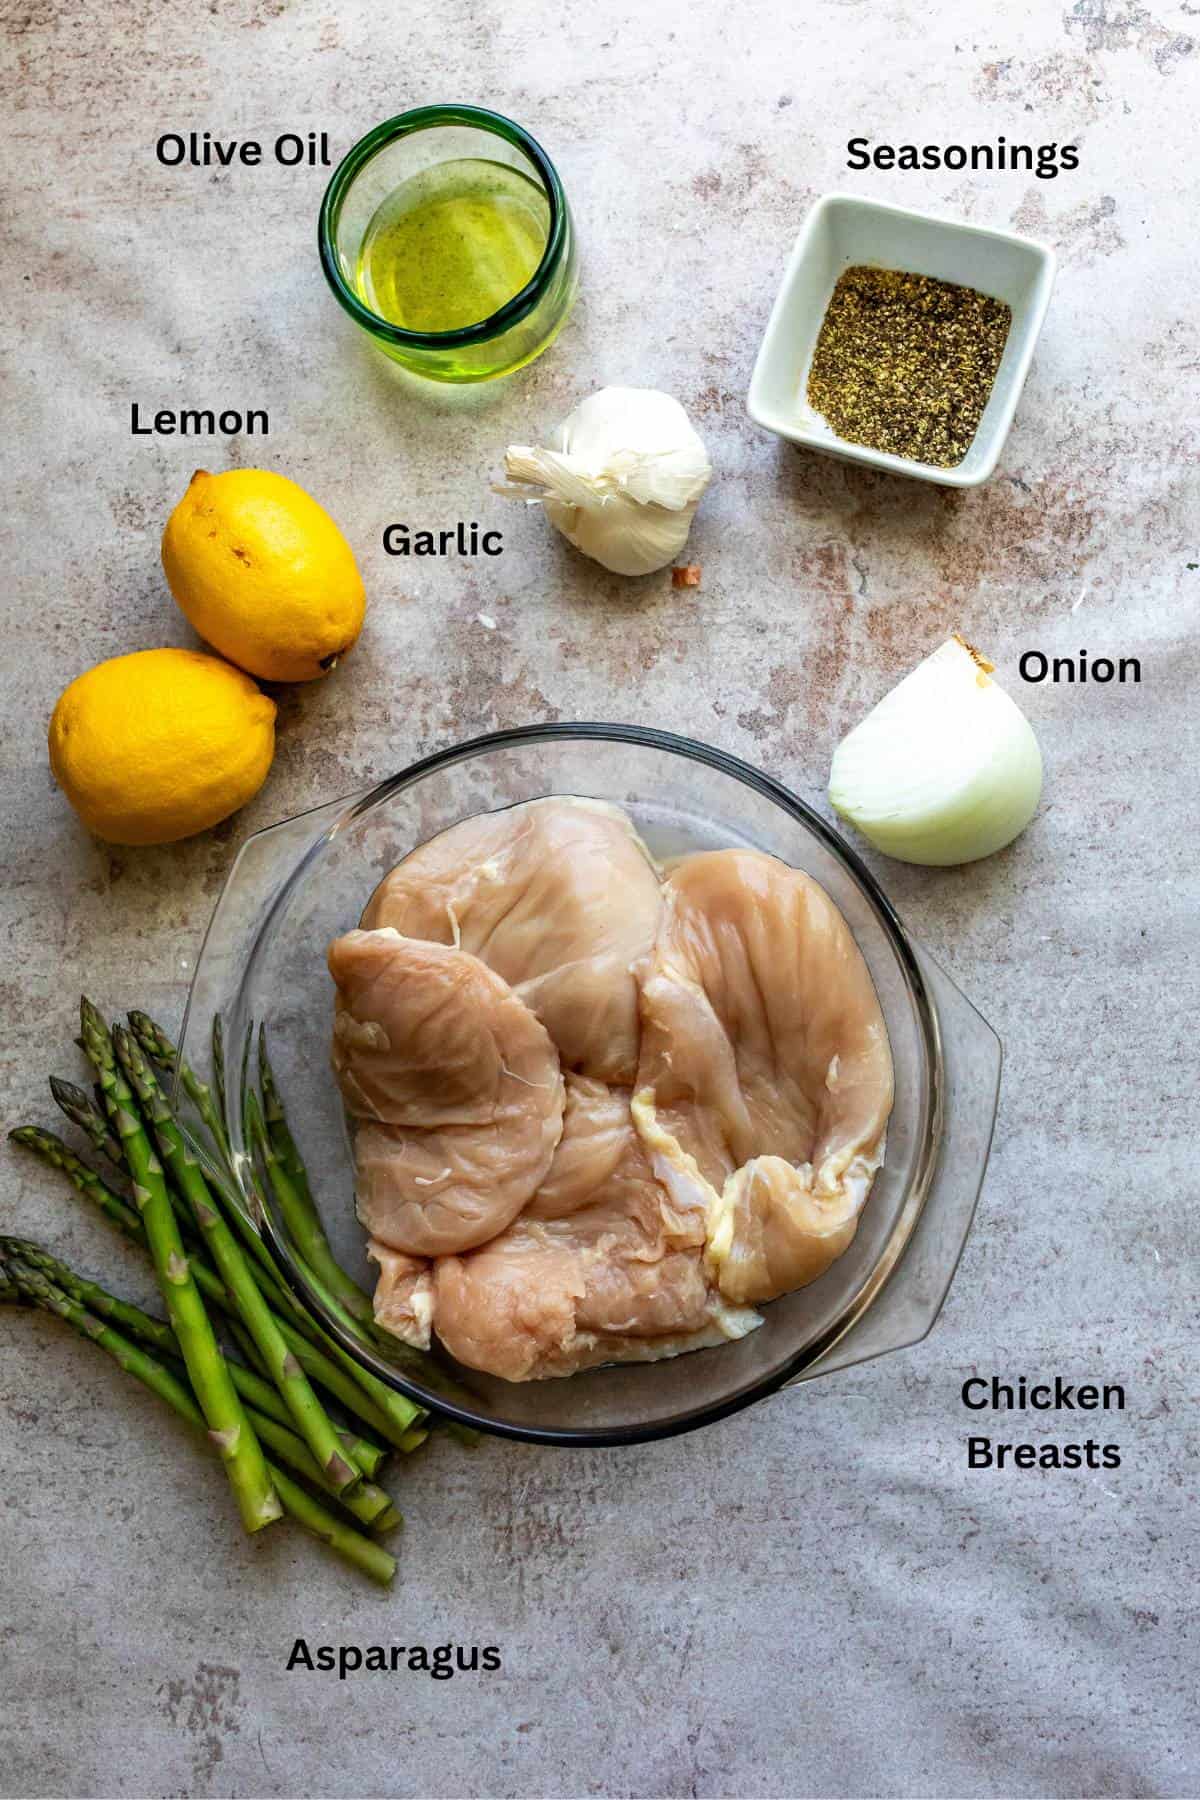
top-left (211, 722), bottom-right (944, 1448)
top-left (318, 104), bottom-right (569, 350)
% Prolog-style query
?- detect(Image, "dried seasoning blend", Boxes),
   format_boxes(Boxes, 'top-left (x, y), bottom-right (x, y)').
top-left (806, 266), bottom-right (1012, 468)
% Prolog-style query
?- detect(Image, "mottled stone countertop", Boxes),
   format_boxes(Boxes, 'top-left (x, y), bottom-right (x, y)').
top-left (2, 3), bottom-right (1197, 1796)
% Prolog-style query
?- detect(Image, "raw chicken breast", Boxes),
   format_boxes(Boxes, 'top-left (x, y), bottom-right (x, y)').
top-left (429, 1077), bottom-right (756, 1380)
top-left (524, 1074), bottom-right (630, 1219)
top-left (360, 798), bottom-right (661, 1083)
top-left (341, 807), bottom-right (891, 1383)
top-left (634, 849), bottom-right (894, 1305)
top-left (329, 928), bottom-right (564, 1256)
top-left (367, 1242), bottom-right (434, 1349)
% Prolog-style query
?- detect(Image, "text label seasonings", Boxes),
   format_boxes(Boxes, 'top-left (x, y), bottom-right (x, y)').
top-left (806, 266), bottom-right (1012, 468)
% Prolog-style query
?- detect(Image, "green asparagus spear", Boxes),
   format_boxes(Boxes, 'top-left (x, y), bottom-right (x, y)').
top-left (0, 1236), bottom-right (396, 1531)
top-left (0, 1264), bottom-right (25, 1304)
top-left (18, 1112), bottom-right (208, 1268)
top-left (49, 1077), bottom-right (124, 1168)
top-left (2, 1234), bottom-right (389, 1488)
top-left (257, 1024), bottom-right (314, 1201)
top-left (211, 1014), bottom-right (230, 1139)
top-left (206, 1224), bottom-right (421, 1452)
top-left (5, 1251), bottom-right (198, 1414)
top-left (10, 1121), bottom-right (397, 1464)
top-left (122, 1035), bottom-right (427, 1448)
top-left (271, 1313), bottom-right (415, 1447)
top-left (10, 1125), bottom-right (144, 1240)
top-left (0, 1235), bottom-right (287, 1425)
top-left (198, 1231), bottom-right (419, 1452)
top-left (226, 1398), bottom-right (400, 1532)
top-left (80, 998), bottom-right (280, 1534)
top-left (279, 1272), bottom-right (434, 1444)
top-left (105, 1043), bottom-right (405, 1463)
top-left (5, 1257), bottom-right (393, 1583)
top-left (13, 1107), bottom-right (423, 1453)
top-left (267, 1464), bottom-right (397, 1582)
top-left (2, 1232), bottom-right (191, 1356)
top-left (219, 1309), bottom-right (386, 1481)
top-left (172, 1325), bottom-right (388, 1489)
top-left (114, 1025), bottom-right (359, 1497)
top-left (127, 1008), bottom-right (230, 1165)
top-left (218, 1316), bottom-right (384, 1478)
top-left (332, 1427), bottom-right (386, 1484)
top-left (257, 1025), bottom-right (375, 1328)
top-left (226, 1312), bottom-right (270, 1377)
top-left (213, 1272), bottom-right (408, 1454)
top-left (247, 1100), bottom-right (476, 1434)
top-left (246, 1093), bottom-right (427, 1435)
top-left (48, 1071), bottom-right (208, 1254)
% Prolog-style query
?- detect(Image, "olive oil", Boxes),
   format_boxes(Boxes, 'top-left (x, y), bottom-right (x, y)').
top-left (357, 157), bottom-right (550, 334)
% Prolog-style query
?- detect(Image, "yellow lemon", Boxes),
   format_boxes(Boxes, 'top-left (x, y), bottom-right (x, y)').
top-left (162, 468), bottom-right (366, 683)
top-left (49, 648), bottom-right (276, 846)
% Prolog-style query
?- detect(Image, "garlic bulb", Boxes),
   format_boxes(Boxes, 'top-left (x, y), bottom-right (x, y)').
top-left (828, 636), bottom-right (1043, 866)
top-left (503, 386), bottom-right (712, 576)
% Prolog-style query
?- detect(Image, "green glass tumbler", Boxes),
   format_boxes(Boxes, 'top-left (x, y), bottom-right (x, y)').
top-left (319, 105), bottom-right (578, 384)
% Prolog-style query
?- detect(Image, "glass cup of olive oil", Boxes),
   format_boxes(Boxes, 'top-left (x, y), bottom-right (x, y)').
top-left (319, 105), bottom-right (578, 383)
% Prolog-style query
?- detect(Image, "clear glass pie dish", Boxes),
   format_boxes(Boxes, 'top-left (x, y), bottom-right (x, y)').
top-left (178, 724), bottom-right (1001, 1446)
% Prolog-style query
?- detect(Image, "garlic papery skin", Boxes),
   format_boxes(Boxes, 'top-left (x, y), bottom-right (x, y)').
top-left (503, 386), bottom-right (712, 576)
top-left (828, 635), bottom-right (1043, 867)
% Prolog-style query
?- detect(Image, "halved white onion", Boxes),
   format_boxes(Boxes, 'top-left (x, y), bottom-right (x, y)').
top-left (828, 636), bottom-right (1043, 866)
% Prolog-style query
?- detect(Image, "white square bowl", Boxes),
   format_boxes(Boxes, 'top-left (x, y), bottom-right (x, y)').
top-left (747, 193), bottom-right (1056, 487)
